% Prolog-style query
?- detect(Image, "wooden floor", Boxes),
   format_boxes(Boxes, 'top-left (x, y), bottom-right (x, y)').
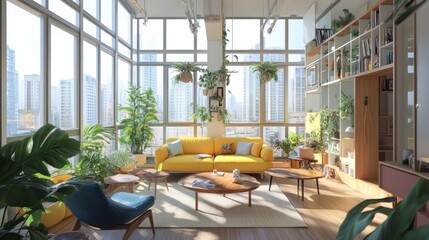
top-left (52, 175), bottom-right (389, 240)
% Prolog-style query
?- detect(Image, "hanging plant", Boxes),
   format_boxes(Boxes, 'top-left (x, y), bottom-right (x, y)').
top-left (172, 62), bottom-right (201, 83)
top-left (251, 61), bottom-right (278, 84)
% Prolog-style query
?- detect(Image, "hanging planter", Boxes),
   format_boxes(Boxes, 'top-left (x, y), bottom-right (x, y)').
top-left (172, 62), bottom-right (201, 83)
top-left (251, 61), bottom-right (278, 84)
top-left (199, 69), bottom-right (218, 96)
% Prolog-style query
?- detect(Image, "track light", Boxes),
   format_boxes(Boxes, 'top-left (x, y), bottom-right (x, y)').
top-left (260, 0), bottom-right (278, 31)
top-left (183, 0), bottom-right (200, 35)
top-left (267, 14), bottom-right (279, 34)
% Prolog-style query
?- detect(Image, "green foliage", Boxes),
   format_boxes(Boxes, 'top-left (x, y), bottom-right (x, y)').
top-left (385, 0), bottom-right (428, 25)
top-left (118, 85), bottom-right (159, 154)
top-left (0, 124), bottom-right (82, 239)
top-left (271, 132), bottom-right (303, 156)
top-left (217, 108), bottom-right (231, 123)
top-left (343, 50), bottom-right (351, 73)
top-left (171, 62), bottom-right (201, 83)
top-left (106, 150), bottom-right (136, 169)
top-left (81, 124), bottom-right (114, 156)
top-left (251, 61), bottom-right (278, 83)
top-left (338, 92), bottom-right (354, 121)
top-left (337, 178), bottom-right (429, 240)
top-left (352, 44), bottom-right (359, 61)
top-left (190, 103), bottom-right (213, 127)
top-left (305, 129), bottom-right (324, 152)
top-left (320, 107), bottom-right (340, 146)
top-left (331, 9), bottom-right (355, 33)
top-left (198, 69), bottom-right (218, 90)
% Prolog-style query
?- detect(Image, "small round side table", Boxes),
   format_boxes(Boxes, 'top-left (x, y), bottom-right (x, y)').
top-left (104, 173), bottom-right (140, 193)
top-left (132, 169), bottom-right (169, 198)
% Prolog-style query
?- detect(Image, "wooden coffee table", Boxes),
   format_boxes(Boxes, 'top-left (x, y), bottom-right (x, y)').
top-left (265, 168), bottom-right (324, 201)
top-left (104, 174), bottom-right (140, 193)
top-left (178, 172), bottom-right (260, 211)
top-left (130, 168), bottom-right (170, 198)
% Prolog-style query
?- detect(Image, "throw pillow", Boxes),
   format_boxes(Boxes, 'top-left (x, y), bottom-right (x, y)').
top-left (251, 142), bottom-right (263, 157)
top-left (220, 143), bottom-right (234, 154)
top-left (167, 139), bottom-right (183, 157)
top-left (236, 142), bottom-right (253, 155)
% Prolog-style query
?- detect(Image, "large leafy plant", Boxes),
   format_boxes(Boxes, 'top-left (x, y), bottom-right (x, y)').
top-left (251, 61), bottom-right (278, 83)
top-left (119, 85), bottom-right (159, 154)
top-left (0, 124), bottom-right (81, 240)
top-left (190, 103), bottom-right (213, 127)
top-left (337, 178), bottom-right (429, 240)
top-left (271, 132), bottom-right (303, 157)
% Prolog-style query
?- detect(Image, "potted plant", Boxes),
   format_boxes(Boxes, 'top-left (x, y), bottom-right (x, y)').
top-left (106, 150), bottom-right (136, 173)
top-left (199, 69), bottom-right (218, 96)
top-left (0, 124), bottom-right (83, 239)
top-left (271, 132), bottom-right (303, 157)
top-left (217, 108), bottom-right (231, 123)
top-left (331, 9), bottom-right (355, 34)
top-left (190, 103), bottom-right (213, 128)
top-left (338, 91), bottom-right (354, 132)
top-left (118, 85), bottom-right (159, 166)
top-left (172, 62), bottom-right (201, 83)
top-left (251, 61), bottom-right (278, 83)
top-left (343, 49), bottom-right (351, 77)
top-left (320, 107), bottom-right (340, 144)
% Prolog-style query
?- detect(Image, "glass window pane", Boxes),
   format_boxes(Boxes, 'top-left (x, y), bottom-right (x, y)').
top-left (197, 19), bottom-right (207, 50)
top-left (225, 127), bottom-right (260, 137)
top-left (118, 2), bottom-right (131, 43)
top-left (166, 19), bottom-right (194, 50)
top-left (197, 54), bottom-right (207, 62)
top-left (101, 29), bottom-right (114, 48)
top-left (289, 54), bottom-right (305, 62)
top-left (139, 54), bottom-right (163, 62)
top-left (265, 68), bottom-right (284, 122)
top-left (118, 59), bottom-right (131, 120)
top-left (83, 17), bottom-right (98, 39)
top-left (50, 25), bottom-right (77, 129)
top-left (166, 127), bottom-right (194, 138)
top-left (263, 127), bottom-right (286, 156)
top-left (139, 66), bottom-right (164, 123)
top-left (226, 66), bottom-right (260, 123)
top-left (7, 2), bottom-right (44, 136)
top-left (118, 41), bottom-right (131, 59)
top-left (166, 54), bottom-right (194, 62)
top-left (226, 53), bottom-right (259, 62)
top-left (132, 19), bottom-right (137, 50)
top-left (140, 19), bottom-right (163, 50)
top-left (100, 51), bottom-right (114, 126)
top-left (168, 67), bottom-right (193, 122)
top-left (83, 41), bottom-right (98, 126)
top-left (100, 0), bottom-right (114, 31)
top-left (263, 19), bottom-right (285, 49)
top-left (288, 19), bottom-right (304, 50)
top-left (146, 127), bottom-right (163, 157)
top-left (288, 66), bottom-right (306, 123)
top-left (49, 0), bottom-right (79, 26)
top-left (83, 0), bottom-right (97, 19)
top-left (263, 54), bottom-right (286, 62)
top-left (226, 19), bottom-right (260, 50)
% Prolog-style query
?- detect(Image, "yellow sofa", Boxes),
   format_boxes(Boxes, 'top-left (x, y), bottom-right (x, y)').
top-left (155, 137), bottom-right (273, 174)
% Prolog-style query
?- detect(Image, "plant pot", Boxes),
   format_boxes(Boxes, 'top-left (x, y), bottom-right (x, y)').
top-left (120, 162), bottom-right (136, 173)
top-left (134, 153), bottom-right (147, 167)
top-left (207, 88), bottom-right (215, 96)
top-left (322, 151), bottom-right (329, 165)
top-left (180, 72), bottom-right (192, 83)
top-left (203, 89), bottom-right (208, 96)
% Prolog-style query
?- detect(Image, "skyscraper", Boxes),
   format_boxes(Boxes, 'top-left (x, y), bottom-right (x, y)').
top-left (83, 74), bottom-right (98, 125)
top-left (6, 45), bottom-right (19, 136)
top-left (19, 74), bottom-right (42, 132)
top-left (60, 79), bottom-right (75, 128)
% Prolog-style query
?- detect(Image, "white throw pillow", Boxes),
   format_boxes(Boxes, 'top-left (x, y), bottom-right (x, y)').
top-left (167, 139), bottom-right (183, 157)
top-left (235, 142), bottom-right (253, 155)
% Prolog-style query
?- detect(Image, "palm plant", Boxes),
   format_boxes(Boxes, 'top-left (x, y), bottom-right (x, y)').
top-left (119, 85), bottom-right (159, 155)
top-left (0, 124), bottom-right (82, 239)
top-left (172, 62), bottom-right (201, 83)
top-left (251, 61), bottom-right (278, 83)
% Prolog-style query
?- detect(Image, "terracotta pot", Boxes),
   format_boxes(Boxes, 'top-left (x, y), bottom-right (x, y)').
top-left (180, 72), bottom-right (192, 83)
top-left (203, 89), bottom-right (208, 96)
top-left (134, 153), bottom-right (147, 167)
top-left (208, 89), bottom-right (215, 96)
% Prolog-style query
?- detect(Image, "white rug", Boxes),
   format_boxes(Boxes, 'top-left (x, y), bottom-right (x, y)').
top-left (133, 181), bottom-right (307, 228)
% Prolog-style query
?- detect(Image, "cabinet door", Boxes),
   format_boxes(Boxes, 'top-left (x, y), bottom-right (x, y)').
top-left (416, 2), bottom-right (429, 163)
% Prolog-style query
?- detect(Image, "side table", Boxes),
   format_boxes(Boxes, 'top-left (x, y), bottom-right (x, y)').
top-left (104, 174), bottom-right (140, 193)
top-left (131, 168), bottom-right (170, 198)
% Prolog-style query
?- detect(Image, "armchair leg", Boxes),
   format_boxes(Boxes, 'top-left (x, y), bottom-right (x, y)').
top-left (122, 209), bottom-right (155, 240)
top-left (72, 219), bottom-right (82, 231)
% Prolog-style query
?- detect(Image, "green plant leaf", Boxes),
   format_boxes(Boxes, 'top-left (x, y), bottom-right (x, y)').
top-left (403, 224), bottom-right (429, 240)
top-left (0, 231), bottom-right (22, 240)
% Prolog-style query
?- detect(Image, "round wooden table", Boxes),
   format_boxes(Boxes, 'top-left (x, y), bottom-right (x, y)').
top-left (264, 168), bottom-right (325, 201)
top-left (131, 168), bottom-right (170, 198)
top-left (104, 173), bottom-right (140, 193)
top-left (178, 172), bottom-right (260, 211)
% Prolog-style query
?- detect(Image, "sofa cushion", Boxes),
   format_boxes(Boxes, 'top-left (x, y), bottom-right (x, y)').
top-left (159, 154), bottom-right (213, 172)
top-left (214, 155), bottom-right (272, 172)
top-left (167, 139), bottom-right (183, 156)
top-left (220, 143), bottom-right (234, 154)
top-left (251, 142), bottom-right (263, 157)
top-left (236, 142), bottom-right (253, 155)
top-left (167, 137), bottom-right (214, 155)
top-left (214, 137), bottom-right (263, 156)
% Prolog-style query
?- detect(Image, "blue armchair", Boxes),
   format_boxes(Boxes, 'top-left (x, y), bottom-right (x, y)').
top-left (65, 182), bottom-right (155, 240)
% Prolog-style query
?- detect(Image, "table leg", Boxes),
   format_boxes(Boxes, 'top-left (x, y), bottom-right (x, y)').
top-left (269, 176), bottom-right (273, 191)
top-left (316, 178), bottom-right (320, 195)
top-left (195, 192), bottom-right (198, 211)
top-left (147, 178), bottom-right (151, 191)
top-left (248, 191), bottom-right (252, 207)
top-left (154, 178), bottom-right (158, 199)
top-left (301, 179), bottom-right (304, 201)
top-left (128, 183), bottom-right (133, 193)
top-left (164, 177), bottom-right (169, 191)
top-left (297, 179), bottom-right (300, 196)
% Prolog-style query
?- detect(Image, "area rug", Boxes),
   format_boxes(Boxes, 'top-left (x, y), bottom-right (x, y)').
top-left (134, 181), bottom-right (307, 228)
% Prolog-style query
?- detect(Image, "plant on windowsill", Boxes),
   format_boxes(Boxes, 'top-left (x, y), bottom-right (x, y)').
top-left (198, 69), bottom-right (218, 96)
top-left (251, 61), bottom-right (278, 84)
top-left (172, 62), bottom-right (201, 83)
top-left (0, 124), bottom-right (83, 240)
top-left (190, 103), bottom-right (213, 128)
top-left (118, 85), bottom-right (159, 166)
top-left (270, 132), bottom-right (303, 157)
